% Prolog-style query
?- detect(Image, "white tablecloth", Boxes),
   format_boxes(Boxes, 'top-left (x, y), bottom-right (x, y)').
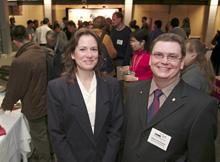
top-left (0, 93), bottom-right (31, 162)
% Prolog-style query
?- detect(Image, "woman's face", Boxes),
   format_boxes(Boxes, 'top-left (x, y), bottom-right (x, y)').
top-left (184, 44), bottom-right (195, 66)
top-left (130, 36), bottom-right (144, 52)
top-left (71, 34), bottom-right (98, 72)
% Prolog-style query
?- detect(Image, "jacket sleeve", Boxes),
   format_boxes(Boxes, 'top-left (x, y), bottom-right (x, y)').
top-left (2, 61), bottom-right (31, 110)
top-left (103, 34), bottom-right (117, 59)
top-left (122, 30), bottom-right (132, 66)
top-left (187, 98), bottom-right (218, 162)
top-left (47, 81), bottom-right (78, 162)
top-left (102, 80), bottom-right (124, 162)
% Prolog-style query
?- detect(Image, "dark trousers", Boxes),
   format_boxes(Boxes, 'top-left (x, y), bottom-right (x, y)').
top-left (28, 116), bottom-right (53, 162)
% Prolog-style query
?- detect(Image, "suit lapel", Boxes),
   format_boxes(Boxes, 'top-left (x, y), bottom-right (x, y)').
top-left (69, 80), bottom-right (95, 146)
top-left (138, 79), bottom-right (152, 129)
top-left (146, 80), bottom-right (186, 130)
top-left (94, 75), bottom-right (110, 141)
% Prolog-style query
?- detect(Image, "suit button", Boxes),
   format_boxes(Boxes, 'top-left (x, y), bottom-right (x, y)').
top-left (135, 154), bottom-right (140, 159)
top-left (142, 133), bottom-right (146, 137)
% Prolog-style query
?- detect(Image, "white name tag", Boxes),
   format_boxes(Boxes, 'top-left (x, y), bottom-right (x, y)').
top-left (117, 39), bottom-right (123, 45)
top-left (147, 128), bottom-right (172, 151)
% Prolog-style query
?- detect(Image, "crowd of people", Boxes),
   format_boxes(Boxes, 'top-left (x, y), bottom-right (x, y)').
top-left (0, 12), bottom-right (219, 162)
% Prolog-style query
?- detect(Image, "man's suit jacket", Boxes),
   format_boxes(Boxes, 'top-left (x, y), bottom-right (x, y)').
top-left (119, 79), bottom-right (218, 162)
top-left (47, 74), bottom-right (123, 162)
top-left (46, 38), bottom-right (69, 78)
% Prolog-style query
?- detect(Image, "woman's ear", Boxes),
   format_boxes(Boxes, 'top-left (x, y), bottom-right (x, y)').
top-left (71, 52), bottom-right (75, 60)
top-left (141, 40), bottom-right (145, 46)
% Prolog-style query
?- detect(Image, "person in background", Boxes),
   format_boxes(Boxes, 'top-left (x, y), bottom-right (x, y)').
top-left (77, 20), bottom-right (83, 29)
top-left (66, 20), bottom-right (77, 40)
top-left (129, 20), bottom-right (139, 32)
top-left (110, 11), bottom-right (132, 68)
top-left (26, 20), bottom-right (35, 40)
top-left (82, 21), bottom-right (90, 29)
top-left (54, 23), bottom-right (67, 40)
top-left (149, 20), bottom-right (164, 46)
top-left (211, 30), bottom-right (220, 75)
top-left (181, 39), bottom-right (215, 94)
top-left (181, 17), bottom-right (191, 38)
top-left (33, 19), bottom-right (39, 31)
top-left (10, 17), bottom-right (16, 41)
top-left (169, 18), bottom-right (187, 40)
top-left (47, 28), bottom-right (123, 162)
top-left (122, 29), bottom-right (153, 82)
top-left (105, 17), bottom-right (112, 35)
top-left (34, 18), bottom-right (51, 46)
top-left (165, 21), bottom-right (171, 33)
top-left (118, 33), bottom-right (218, 162)
top-left (46, 30), bottom-right (69, 79)
top-left (141, 16), bottom-right (149, 31)
top-left (0, 25), bottom-right (53, 162)
top-left (60, 17), bottom-right (68, 30)
top-left (93, 16), bottom-right (117, 76)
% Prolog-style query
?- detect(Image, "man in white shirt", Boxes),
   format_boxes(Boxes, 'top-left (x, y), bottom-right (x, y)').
top-left (34, 18), bottom-right (51, 46)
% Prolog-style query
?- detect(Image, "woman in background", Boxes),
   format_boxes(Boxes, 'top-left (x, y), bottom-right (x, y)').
top-left (122, 29), bottom-right (153, 82)
top-left (181, 39), bottom-right (215, 94)
top-left (181, 17), bottom-right (191, 38)
top-left (47, 28), bottom-right (123, 162)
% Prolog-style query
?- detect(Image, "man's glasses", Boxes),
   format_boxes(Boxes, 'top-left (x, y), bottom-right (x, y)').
top-left (152, 53), bottom-right (182, 62)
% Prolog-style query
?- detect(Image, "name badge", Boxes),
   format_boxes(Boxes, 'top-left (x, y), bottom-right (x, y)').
top-left (147, 128), bottom-right (172, 151)
top-left (117, 39), bottom-right (123, 45)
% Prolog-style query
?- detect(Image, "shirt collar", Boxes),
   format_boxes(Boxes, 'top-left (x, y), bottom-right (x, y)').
top-left (150, 77), bottom-right (180, 97)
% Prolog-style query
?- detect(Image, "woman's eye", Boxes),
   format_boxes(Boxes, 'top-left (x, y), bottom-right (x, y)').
top-left (80, 48), bottom-right (86, 52)
top-left (92, 48), bottom-right (98, 52)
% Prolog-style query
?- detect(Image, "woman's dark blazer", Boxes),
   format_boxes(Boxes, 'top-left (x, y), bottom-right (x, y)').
top-left (47, 74), bottom-right (123, 162)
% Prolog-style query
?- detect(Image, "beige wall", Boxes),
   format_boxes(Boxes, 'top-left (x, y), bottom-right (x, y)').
top-left (9, 4), bottom-right (220, 43)
top-left (9, 5), bottom-right (44, 27)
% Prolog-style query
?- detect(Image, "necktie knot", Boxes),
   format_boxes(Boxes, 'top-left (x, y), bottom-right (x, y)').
top-left (154, 89), bottom-right (163, 98)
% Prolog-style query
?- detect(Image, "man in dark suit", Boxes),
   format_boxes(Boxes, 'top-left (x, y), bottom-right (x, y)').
top-left (46, 30), bottom-right (69, 79)
top-left (118, 33), bottom-right (218, 162)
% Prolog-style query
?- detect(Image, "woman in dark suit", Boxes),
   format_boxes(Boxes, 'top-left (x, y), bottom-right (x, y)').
top-left (47, 28), bottom-right (123, 162)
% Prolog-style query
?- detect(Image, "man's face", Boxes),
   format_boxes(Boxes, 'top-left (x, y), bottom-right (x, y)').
top-left (112, 14), bottom-right (121, 27)
top-left (55, 27), bottom-right (61, 33)
top-left (46, 38), bottom-right (57, 47)
top-left (150, 41), bottom-right (184, 85)
top-left (142, 18), bottom-right (145, 24)
top-left (67, 25), bottom-right (74, 33)
top-left (28, 23), bottom-right (33, 28)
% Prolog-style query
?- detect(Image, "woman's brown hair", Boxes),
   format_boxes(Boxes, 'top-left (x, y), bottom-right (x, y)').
top-left (185, 39), bottom-right (215, 94)
top-left (62, 28), bottom-right (103, 84)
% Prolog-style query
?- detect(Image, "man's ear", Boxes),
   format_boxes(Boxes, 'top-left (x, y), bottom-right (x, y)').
top-left (13, 40), bottom-right (20, 48)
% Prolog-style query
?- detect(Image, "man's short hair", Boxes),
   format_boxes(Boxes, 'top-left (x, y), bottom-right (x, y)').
top-left (62, 17), bottom-right (68, 21)
top-left (171, 18), bottom-right (179, 28)
top-left (67, 20), bottom-right (76, 28)
top-left (155, 20), bottom-right (162, 28)
top-left (10, 17), bottom-right (15, 23)
top-left (113, 12), bottom-right (123, 22)
top-left (27, 20), bottom-right (33, 25)
top-left (142, 16), bottom-right (147, 21)
top-left (54, 23), bottom-right (60, 29)
top-left (46, 30), bottom-right (57, 41)
top-left (43, 18), bottom-right (49, 24)
top-left (93, 16), bottom-right (106, 29)
top-left (12, 25), bottom-right (29, 43)
top-left (150, 33), bottom-right (186, 57)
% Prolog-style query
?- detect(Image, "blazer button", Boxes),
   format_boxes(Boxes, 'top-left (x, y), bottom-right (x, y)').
top-left (142, 133), bottom-right (146, 137)
top-left (135, 154), bottom-right (140, 159)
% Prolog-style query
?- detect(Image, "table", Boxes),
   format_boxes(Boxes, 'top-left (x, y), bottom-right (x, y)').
top-left (0, 93), bottom-right (31, 162)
